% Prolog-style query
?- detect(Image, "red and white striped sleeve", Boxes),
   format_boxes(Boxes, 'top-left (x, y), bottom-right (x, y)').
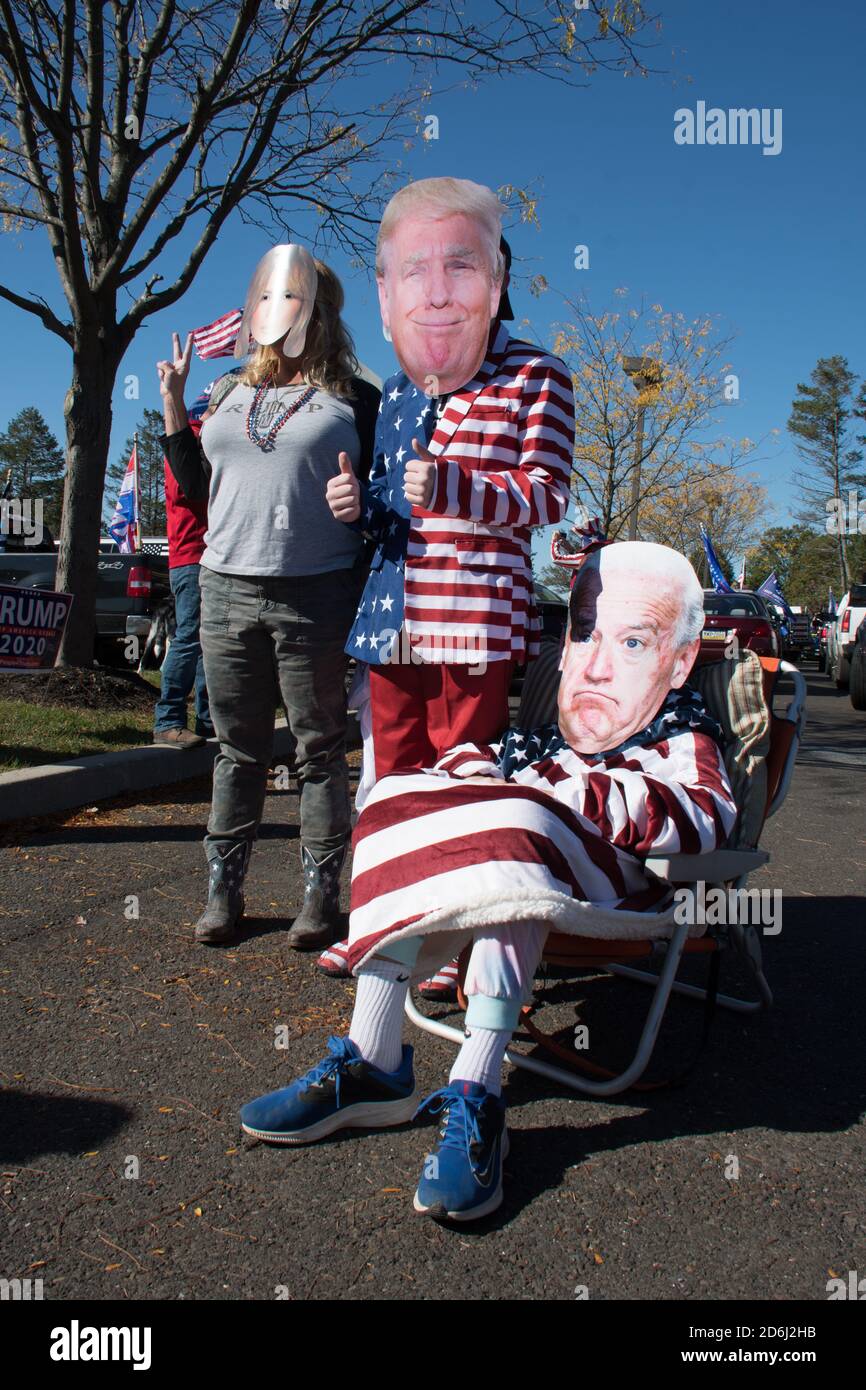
top-left (520, 732), bottom-right (738, 858)
top-left (427, 352), bottom-right (575, 527)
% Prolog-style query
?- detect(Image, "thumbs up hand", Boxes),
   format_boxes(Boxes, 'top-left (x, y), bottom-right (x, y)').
top-left (404, 438), bottom-right (437, 509)
top-left (326, 451), bottom-right (361, 522)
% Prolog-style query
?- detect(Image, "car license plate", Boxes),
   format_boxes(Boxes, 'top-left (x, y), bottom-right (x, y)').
top-left (702, 629), bottom-right (728, 641)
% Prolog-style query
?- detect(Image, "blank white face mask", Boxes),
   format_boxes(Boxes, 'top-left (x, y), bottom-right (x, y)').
top-left (235, 244), bottom-right (319, 359)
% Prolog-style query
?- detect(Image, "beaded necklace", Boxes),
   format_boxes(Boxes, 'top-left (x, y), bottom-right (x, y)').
top-left (246, 374), bottom-right (317, 452)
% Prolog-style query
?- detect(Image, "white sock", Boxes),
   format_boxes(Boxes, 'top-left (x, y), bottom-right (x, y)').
top-left (349, 957), bottom-right (411, 1073)
top-left (450, 1025), bottom-right (511, 1097)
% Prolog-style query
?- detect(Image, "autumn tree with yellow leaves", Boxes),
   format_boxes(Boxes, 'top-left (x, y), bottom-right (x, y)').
top-left (551, 293), bottom-right (770, 556)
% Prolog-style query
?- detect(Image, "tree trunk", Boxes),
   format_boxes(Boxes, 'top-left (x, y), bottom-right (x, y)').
top-left (56, 339), bottom-right (118, 666)
top-left (831, 431), bottom-right (850, 593)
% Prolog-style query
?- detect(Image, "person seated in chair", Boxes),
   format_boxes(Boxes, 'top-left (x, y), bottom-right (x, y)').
top-left (240, 541), bottom-right (738, 1222)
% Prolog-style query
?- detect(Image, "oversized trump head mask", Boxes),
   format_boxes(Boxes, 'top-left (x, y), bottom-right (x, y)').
top-left (235, 244), bottom-right (318, 360)
top-left (375, 178), bottom-right (505, 396)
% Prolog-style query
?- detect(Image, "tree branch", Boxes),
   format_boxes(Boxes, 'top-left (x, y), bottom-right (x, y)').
top-left (0, 279), bottom-right (73, 342)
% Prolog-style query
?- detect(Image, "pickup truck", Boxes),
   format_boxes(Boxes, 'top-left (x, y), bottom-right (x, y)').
top-left (826, 584), bottom-right (866, 689)
top-left (785, 607), bottom-right (813, 662)
top-left (0, 536), bottom-right (171, 667)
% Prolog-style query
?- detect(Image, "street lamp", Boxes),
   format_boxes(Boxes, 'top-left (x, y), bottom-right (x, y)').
top-left (622, 355), bottom-right (663, 541)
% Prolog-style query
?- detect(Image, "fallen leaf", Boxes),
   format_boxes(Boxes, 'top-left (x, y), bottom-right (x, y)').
top-left (194, 1207), bottom-right (202, 1217)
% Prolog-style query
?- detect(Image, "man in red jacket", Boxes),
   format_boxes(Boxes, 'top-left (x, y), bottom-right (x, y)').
top-left (153, 414), bottom-right (214, 747)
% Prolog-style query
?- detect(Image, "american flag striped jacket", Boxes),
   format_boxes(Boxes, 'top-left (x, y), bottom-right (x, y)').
top-left (346, 718), bottom-right (738, 972)
top-left (346, 322), bottom-right (575, 665)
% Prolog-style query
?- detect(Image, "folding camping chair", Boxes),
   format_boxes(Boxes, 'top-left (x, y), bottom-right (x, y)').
top-left (405, 650), bottom-right (806, 1096)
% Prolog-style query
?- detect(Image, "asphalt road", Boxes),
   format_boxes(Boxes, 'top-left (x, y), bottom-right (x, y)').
top-left (1, 664), bottom-right (864, 1303)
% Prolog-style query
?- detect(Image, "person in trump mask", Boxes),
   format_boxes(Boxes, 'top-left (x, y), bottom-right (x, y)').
top-left (318, 177), bottom-right (576, 994)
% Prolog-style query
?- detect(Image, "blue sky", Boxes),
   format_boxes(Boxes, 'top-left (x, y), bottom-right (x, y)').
top-left (1, 0), bottom-right (863, 547)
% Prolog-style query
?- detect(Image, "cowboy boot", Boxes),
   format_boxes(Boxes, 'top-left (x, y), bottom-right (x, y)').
top-left (285, 844), bottom-right (347, 951)
top-left (194, 839), bottom-right (251, 945)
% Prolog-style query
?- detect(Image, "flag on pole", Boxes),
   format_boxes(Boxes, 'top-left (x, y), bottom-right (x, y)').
top-left (699, 524), bottom-right (733, 593)
top-left (190, 309), bottom-right (243, 360)
top-left (736, 555), bottom-right (746, 589)
top-left (108, 444), bottom-right (139, 553)
top-left (828, 587), bottom-right (837, 618)
top-left (757, 571), bottom-right (793, 618)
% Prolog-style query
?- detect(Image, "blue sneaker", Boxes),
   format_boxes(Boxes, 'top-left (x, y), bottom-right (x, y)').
top-left (240, 1036), bottom-right (416, 1145)
top-left (413, 1081), bottom-right (509, 1222)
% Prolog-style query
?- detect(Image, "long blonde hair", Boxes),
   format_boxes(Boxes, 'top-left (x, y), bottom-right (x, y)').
top-left (238, 258), bottom-right (359, 398)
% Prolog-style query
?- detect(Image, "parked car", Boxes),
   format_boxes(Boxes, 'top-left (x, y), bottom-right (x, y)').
top-left (826, 583), bottom-right (866, 689)
top-left (0, 541), bottom-right (171, 667)
top-left (534, 581), bottom-right (569, 644)
top-left (848, 616), bottom-right (866, 711)
top-left (698, 590), bottom-right (779, 665)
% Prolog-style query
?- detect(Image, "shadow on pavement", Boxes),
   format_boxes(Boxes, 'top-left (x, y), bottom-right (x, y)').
top-left (0, 1088), bottom-right (133, 1165)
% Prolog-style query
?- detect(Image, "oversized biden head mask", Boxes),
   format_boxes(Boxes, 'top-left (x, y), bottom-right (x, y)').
top-left (558, 542), bottom-right (705, 757)
top-left (235, 244), bottom-right (318, 359)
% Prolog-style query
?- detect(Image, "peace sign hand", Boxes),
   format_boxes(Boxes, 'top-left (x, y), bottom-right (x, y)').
top-left (157, 331), bottom-right (193, 401)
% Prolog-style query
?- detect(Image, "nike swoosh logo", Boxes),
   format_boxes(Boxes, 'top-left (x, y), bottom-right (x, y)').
top-left (473, 1133), bottom-right (503, 1188)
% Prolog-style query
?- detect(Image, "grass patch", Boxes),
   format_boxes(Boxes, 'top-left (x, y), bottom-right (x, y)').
top-left (0, 700), bottom-right (160, 770)
top-left (0, 669), bottom-right (176, 771)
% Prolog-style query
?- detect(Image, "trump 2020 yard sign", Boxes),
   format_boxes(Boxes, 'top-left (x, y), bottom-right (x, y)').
top-left (0, 584), bottom-right (74, 671)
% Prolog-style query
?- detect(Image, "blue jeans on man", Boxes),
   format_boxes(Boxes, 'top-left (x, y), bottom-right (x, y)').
top-left (154, 563), bottom-right (214, 736)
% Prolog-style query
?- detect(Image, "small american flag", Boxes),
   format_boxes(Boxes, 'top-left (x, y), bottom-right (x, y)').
top-left (191, 309), bottom-right (243, 360)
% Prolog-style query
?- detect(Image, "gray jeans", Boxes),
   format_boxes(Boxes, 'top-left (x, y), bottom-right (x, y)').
top-left (199, 564), bottom-right (363, 861)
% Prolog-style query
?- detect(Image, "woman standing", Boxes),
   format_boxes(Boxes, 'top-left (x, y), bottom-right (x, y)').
top-left (158, 244), bottom-right (379, 948)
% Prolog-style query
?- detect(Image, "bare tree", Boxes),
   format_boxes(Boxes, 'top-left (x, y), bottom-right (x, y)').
top-left (0, 0), bottom-right (655, 664)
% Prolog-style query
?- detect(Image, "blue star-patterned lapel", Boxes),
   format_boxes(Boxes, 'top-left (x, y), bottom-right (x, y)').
top-left (346, 324), bottom-right (510, 666)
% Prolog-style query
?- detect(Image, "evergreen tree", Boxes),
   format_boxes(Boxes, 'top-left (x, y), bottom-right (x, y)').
top-left (104, 408), bottom-right (167, 537)
top-left (745, 523), bottom-right (866, 611)
top-left (0, 406), bottom-right (65, 534)
top-left (788, 356), bottom-right (866, 590)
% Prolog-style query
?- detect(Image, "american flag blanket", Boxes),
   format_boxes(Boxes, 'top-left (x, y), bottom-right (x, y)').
top-left (346, 713), bottom-right (738, 979)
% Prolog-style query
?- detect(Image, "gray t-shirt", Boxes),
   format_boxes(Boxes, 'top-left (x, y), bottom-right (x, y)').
top-left (198, 381), bottom-right (362, 577)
